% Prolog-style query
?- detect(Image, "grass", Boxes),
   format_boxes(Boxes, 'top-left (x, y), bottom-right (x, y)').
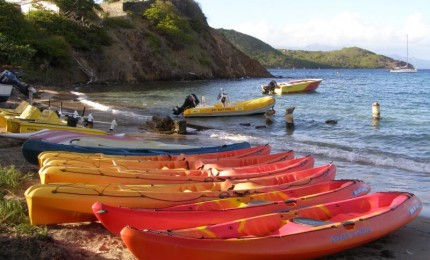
top-left (0, 165), bottom-right (47, 236)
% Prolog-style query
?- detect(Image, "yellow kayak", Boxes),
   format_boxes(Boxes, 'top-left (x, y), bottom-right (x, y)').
top-left (183, 96), bottom-right (275, 117)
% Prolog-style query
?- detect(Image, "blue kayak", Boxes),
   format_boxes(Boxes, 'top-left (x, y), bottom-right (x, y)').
top-left (21, 138), bottom-right (251, 165)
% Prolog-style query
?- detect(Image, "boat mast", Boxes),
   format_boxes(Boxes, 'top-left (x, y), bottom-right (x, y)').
top-left (406, 34), bottom-right (409, 67)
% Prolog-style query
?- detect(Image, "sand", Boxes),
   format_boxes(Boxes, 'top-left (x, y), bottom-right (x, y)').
top-left (1, 87), bottom-right (429, 259)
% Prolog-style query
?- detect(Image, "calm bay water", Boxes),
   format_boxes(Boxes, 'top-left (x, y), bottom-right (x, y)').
top-left (72, 69), bottom-right (430, 211)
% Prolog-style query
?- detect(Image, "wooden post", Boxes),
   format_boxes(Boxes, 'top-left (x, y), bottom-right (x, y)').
top-left (174, 120), bottom-right (187, 134)
top-left (264, 109), bottom-right (275, 124)
top-left (285, 106), bottom-right (295, 129)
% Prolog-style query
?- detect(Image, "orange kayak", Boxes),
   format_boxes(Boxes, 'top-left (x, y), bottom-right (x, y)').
top-left (40, 150), bottom-right (294, 170)
top-left (39, 155), bottom-right (311, 185)
top-left (26, 162), bottom-right (334, 225)
top-left (38, 145), bottom-right (272, 167)
top-left (121, 192), bottom-right (422, 260)
top-left (93, 179), bottom-right (370, 236)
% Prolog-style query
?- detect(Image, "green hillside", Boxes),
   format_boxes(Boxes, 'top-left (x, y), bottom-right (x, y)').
top-left (218, 29), bottom-right (400, 69)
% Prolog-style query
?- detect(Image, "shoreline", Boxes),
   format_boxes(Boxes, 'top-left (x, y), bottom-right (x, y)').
top-left (1, 88), bottom-right (430, 259)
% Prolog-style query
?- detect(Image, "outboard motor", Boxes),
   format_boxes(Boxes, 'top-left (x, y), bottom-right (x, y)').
top-left (262, 80), bottom-right (277, 94)
top-left (173, 94), bottom-right (200, 115)
top-left (0, 70), bottom-right (35, 96)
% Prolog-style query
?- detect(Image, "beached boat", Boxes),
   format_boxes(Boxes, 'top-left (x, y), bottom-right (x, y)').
top-left (38, 154), bottom-right (310, 185)
top-left (40, 150), bottom-right (294, 169)
top-left (37, 145), bottom-right (272, 167)
top-left (0, 84), bottom-right (13, 102)
top-left (22, 137), bottom-right (251, 165)
top-left (0, 105), bottom-right (41, 132)
top-left (94, 179), bottom-right (369, 236)
top-left (182, 96), bottom-right (275, 117)
top-left (261, 79), bottom-right (322, 94)
top-left (0, 101), bottom-right (29, 116)
top-left (121, 192), bottom-right (422, 260)
top-left (15, 109), bottom-right (107, 135)
top-left (25, 162), bottom-right (334, 225)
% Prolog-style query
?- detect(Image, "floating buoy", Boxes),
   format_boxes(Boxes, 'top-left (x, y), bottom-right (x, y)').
top-left (110, 119), bottom-right (117, 131)
top-left (372, 101), bottom-right (380, 120)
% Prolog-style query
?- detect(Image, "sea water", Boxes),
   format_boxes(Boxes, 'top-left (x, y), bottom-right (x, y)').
top-left (71, 69), bottom-right (430, 212)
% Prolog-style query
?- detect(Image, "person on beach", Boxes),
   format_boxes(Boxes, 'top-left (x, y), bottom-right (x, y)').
top-left (217, 88), bottom-right (229, 107)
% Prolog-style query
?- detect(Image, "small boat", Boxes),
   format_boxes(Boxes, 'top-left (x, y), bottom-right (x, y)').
top-left (37, 145), bottom-right (272, 167)
top-left (38, 153), bottom-right (309, 185)
top-left (0, 84), bottom-right (13, 102)
top-left (390, 34), bottom-right (417, 73)
top-left (12, 109), bottom-right (107, 135)
top-left (182, 96), bottom-right (275, 117)
top-left (0, 105), bottom-right (41, 132)
top-left (25, 162), bottom-right (334, 225)
top-left (121, 192), bottom-right (422, 260)
top-left (40, 150), bottom-right (294, 169)
top-left (93, 179), bottom-right (370, 236)
top-left (261, 79), bottom-right (322, 94)
top-left (21, 137), bottom-right (251, 165)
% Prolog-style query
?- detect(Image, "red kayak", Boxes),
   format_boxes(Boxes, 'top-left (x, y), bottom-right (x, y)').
top-left (93, 179), bottom-right (370, 236)
top-left (121, 192), bottom-right (422, 260)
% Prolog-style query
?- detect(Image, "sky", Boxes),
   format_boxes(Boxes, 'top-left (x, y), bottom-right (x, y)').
top-left (196, 0), bottom-right (430, 64)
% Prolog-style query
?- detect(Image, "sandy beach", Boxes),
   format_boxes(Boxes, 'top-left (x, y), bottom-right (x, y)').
top-left (1, 87), bottom-right (429, 259)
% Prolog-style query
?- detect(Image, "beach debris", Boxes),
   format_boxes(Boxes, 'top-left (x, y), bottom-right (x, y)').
top-left (240, 122), bottom-right (251, 126)
top-left (325, 119), bottom-right (338, 125)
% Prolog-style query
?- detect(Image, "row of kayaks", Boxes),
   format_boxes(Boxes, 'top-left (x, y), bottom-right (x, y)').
top-left (19, 129), bottom-right (422, 259)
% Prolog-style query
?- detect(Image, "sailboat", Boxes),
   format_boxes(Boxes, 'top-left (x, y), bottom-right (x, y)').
top-left (390, 35), bottom-right (417, 73)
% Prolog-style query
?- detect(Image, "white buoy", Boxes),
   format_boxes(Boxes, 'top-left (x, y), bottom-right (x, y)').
top-left (110, 119), bottom-right (117, 131)
top-left (372, 101), bottom-right (380, 120)
top-left (86, 113), bottom-right (94, 128)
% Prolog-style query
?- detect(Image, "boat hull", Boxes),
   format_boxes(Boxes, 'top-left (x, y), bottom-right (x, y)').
top-left (38, 154), bottom-right (309, 185)
top-left (0, 84), bottom-right (13, 102)
top-left (37, 145), bottom-right (272, 167)
top-left (121, 192), bottom-right (422, 260)
top-left (21, 138), bottom-right (251, 165)
top-left (94, 179), bottom-right (369, 236)
top-left (25, 161), bottom-right (334, 225)
top-left (183, 96), bottom-right (275, 117)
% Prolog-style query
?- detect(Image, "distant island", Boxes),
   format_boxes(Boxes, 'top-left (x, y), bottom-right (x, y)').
top-left (218, 29), bottom-right (405, 69)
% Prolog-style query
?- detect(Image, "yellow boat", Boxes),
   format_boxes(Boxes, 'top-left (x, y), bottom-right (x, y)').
top-left (0, 105), bottom-right (41, 132)
top-left (4, 109), bottom-right (107, 135)
top-left (0, 100), bottom-right (30, 116)
top-left (261, 79), bottom-right (322, 94)
top-left (183, 96), bottom-right (275, 117)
